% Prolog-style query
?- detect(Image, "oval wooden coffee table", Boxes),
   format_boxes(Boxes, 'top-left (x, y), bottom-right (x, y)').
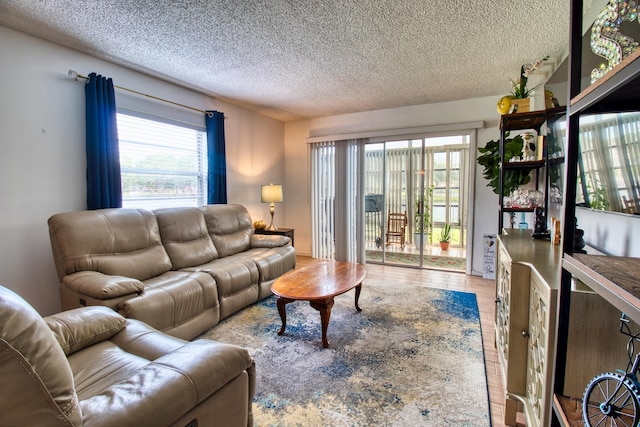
top-left (271, 261), bottom-right (367, 348)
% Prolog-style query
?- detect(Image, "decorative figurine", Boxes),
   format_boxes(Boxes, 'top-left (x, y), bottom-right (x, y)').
top-left (532, 207), bottom-right (551, 239)
top-left (521, 132), bottom-right (536, 161)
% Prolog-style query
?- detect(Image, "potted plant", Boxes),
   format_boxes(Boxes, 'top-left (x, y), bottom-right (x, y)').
top-left (505, 56), bottom-right (549, 113)
top-left (414, 186), bottom-right (434, 249)
top-left (477, 133), bottom-right (531, 195)
top-left (438, 223), bottom-right (451, 250)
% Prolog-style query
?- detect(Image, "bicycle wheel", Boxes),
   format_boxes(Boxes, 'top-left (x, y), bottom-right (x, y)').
top-left (583, 372), bottom-right (640, 427)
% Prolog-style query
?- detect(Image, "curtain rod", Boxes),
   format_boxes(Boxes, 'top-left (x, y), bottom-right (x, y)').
top-left (68, 70), bottom-right (214, 116)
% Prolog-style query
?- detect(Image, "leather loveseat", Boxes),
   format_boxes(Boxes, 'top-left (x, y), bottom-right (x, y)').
top-left (47, 204), bottom-right (296, 340)
top-left (0, 285), bottom-right (256, 427)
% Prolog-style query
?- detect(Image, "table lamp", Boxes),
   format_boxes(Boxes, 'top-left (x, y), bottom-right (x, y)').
top-left (261, 183), bottom-right (283, 231)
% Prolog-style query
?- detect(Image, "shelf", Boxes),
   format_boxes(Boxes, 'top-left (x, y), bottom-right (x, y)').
top-left (570, 49), bottom-right (640, 115)
top-left (501, 159), bottom-right (545, 170)
top-left (563, 254), bottom-right (640, 325)
top-left (501, 207), bottom-right (537, 213)
top-left (500, 107), bottom-right (567, 131)
top-left (500, 110), bottom-right (548, 131)
top-left (497, 108), bottom-right (551, 231)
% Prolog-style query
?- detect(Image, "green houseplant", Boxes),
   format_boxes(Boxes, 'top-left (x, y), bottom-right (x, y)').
top-left (477, 133), bottom-right (531, 195)
top-left (438, 223), bottom-right (451, 250)
top-left (414, 186), bottom-right (434, 249)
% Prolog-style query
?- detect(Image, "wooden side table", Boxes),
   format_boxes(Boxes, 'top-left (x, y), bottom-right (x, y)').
top-left (254, 228), bottom-right (294, 247)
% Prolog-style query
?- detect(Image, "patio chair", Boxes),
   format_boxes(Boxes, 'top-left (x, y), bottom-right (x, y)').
top-left (385, 211), bottom-right (407, 249)
top-left (623, 195), bottom-right (640, 214)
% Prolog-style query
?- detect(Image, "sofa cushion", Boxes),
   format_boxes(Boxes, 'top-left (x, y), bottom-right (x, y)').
top-left (0, 286), bottom-right (83, 426)
top-left (155, 207), bottom-right (219, 269)
top-left (182, 257), bottom-right (259, 319)
top-left (201, 204), bottom-right (253, 257)
top-left (69, 340), bottom-right (150, 401)
top-left (48, 208), bottom-right (172, 281)
top-left (236, 246), bottom-right (297, 283)
top-left (118, 271), bottom-right (219, 339)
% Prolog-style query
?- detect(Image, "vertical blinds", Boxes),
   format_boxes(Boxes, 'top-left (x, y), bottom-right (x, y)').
top-left (311, 141), bottom-right (336, 259)
top-left (311, 139), bottom-right (366, 262)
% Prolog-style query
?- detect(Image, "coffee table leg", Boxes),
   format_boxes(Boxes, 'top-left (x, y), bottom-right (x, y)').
top-left (310, 298), bottom-right (334, 348)
top-left (276, 297), bottom-right (294, 336)
top-left (355, 282), bottom-right (362, 312)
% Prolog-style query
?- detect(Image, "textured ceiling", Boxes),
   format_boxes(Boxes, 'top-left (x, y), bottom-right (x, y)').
top-left (0, 1), bottom-right (571, 122)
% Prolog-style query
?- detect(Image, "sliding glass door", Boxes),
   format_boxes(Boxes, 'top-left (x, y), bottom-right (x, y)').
top-left (309, 133), bottom-right (469, 270)
top-left (364, 135), bottom-right (468, 269)
top-left (364, 140), bottom-right (424, 267)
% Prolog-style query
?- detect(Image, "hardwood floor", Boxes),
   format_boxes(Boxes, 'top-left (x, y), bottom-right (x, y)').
top-left (296, 256), bottom-right (524, 427)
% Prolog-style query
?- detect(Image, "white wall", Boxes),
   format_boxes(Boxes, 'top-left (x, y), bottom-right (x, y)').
top-left (0, 26), bottom-right (285, 315)
top-left (284, 97), bottom-right (504, 275)
top-left (576, 208), bottom-right (640, 256)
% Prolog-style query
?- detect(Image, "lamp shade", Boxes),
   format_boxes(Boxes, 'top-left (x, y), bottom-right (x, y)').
top-left (261, 184), bottom-right (283, 203)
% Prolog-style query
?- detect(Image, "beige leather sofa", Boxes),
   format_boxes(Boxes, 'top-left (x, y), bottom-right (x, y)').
top-left (48, 204), bottom-right (295, 340)
top-left (0, 285), bottom-right (255, 427)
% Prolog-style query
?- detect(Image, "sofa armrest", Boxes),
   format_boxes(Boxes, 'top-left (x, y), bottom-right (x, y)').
top-left (80, 340), bottom-right (255, 426)
top-left (250, 234), bottom-right (290, 248)
top-left (62, 271), bottom-right (144, 299)
top-left (154, 340), bottom-right (255, 401)
top-left (45, 306), bottom-right (126, 356)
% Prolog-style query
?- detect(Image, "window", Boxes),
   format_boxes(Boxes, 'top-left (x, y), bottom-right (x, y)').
top-left (117, 113), bottom-right (207, 209)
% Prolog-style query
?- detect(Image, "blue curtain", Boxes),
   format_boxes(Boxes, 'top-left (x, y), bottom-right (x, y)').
top-left (206, 110), bottom-right (228, 204)
top-left (85, 72), bottom-right (122, 209)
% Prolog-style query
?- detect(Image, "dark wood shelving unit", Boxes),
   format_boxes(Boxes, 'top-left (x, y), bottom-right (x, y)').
top-left (497, 110), bottom-right (563, 232)
top-left (552, 1), bottom-right (640, 426)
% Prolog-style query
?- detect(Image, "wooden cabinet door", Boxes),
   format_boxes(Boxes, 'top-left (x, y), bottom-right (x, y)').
top-left (496, 243), bottom-right (531, 396)
top-left (524, 271), bottom-right (557, 427)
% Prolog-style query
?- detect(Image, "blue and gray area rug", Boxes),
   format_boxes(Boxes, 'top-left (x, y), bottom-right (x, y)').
top-left (201, 278), bottom-right (490, 426)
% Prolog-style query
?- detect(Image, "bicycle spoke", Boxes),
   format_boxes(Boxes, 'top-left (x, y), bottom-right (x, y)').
top-left (611, 387), bottom-right (633, 408)
top-left (586, 412), bottom-right (605, 427)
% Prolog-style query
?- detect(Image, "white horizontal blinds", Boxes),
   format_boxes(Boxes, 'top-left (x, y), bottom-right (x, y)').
top-left (311, 141), bottom-right (336, 259)
top-left (117, 113), bottom-right (207, 210)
